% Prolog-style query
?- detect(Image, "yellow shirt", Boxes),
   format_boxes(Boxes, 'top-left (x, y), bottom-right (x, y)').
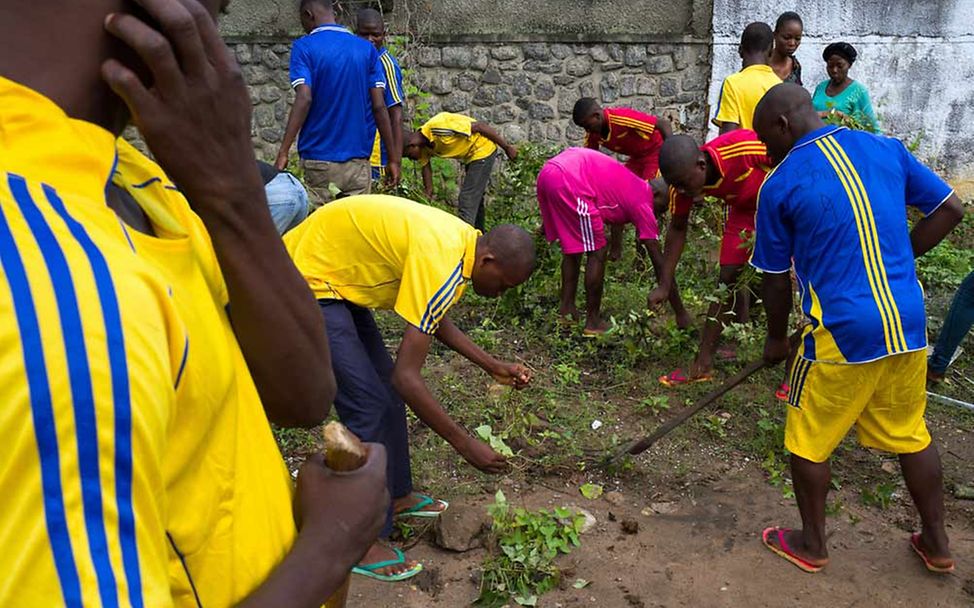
top-left (418, 112), bottom-right (497, 167)
top-left (285, 195), bottom-right (479, 334)
top-left (0, 77), bottom-right (185, 607)
top-left (712, 64), bottom-right (782, 130)
top-left (112, 140), bottom-right (297, 607)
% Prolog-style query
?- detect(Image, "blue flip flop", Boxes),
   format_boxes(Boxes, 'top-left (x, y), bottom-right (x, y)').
top-left (395, 493), bottom-right (449, 519)
top-left (351, 547), bottom-right (423, 582)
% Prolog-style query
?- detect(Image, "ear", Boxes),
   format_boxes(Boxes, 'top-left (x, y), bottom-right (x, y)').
top-left (778, 114), bottom-right (790, 134)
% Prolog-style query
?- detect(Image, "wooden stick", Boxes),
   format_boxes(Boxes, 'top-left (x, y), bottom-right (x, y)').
top-left (602, 329), bottom-right (803, 467)
top-left (322, 422), bottom-right (369, 608)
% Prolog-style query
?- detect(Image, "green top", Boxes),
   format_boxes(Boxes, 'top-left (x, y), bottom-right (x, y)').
top-left (812, 79), bottom-right (880, 133)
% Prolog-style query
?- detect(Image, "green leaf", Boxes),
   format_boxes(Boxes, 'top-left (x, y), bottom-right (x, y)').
top-left (514, 594), bottom-right (538, 606)
top-left (573, 578), bottom-right (591, 589)
top-left (579, 483), bottom-right (603, 500)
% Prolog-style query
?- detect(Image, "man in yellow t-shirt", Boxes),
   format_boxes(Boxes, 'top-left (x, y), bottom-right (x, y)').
top-left (286, 194), bottom-right (536, 581)
top-left (404, 112), bottom-right (519, 230)
top-left (1, 1), bottom-right (388, 606)
top-left (712, 22), bottom-right (782, 133)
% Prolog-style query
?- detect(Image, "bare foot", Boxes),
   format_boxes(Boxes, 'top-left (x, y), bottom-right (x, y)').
top-left (608, 246), bottom-right (622, 262)
top-left (584, 318), bottom-right (610, 335)
top-left (675, 311), bottom-right (693, 330)
top-left (394, 492), bottom-right (448, 516)
top-left (359, 542), bottom-right (419, 577)
top-left (765, 527), bottom-right (829, 566)
top-left (688, 357), bottom-right (714, 380)
top-left (558, 306), bottom-right (582, 322)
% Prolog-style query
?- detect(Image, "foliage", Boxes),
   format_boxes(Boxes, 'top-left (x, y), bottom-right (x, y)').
top-left (475, 424), bottom-right (515, 457)
top-left (579, 483), bottom-right (603, 500)
top-left (476, 490), bottom-right (585, 607)
top-left (860, 482), bottom-right (897, 509)
top-left (916, 239), bottom-right (974, 288)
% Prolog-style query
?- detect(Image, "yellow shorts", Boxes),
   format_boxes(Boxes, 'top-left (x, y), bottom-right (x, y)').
top-left (784, 350), bottom-right (931, 463)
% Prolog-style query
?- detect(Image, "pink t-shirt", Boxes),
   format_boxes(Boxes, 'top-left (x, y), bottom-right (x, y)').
top-left (545, 147), bottom-right (659, 240)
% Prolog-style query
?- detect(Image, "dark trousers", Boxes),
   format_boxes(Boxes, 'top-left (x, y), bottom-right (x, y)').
top-left (458, 152), bottom-right (496, 231)
top-left (319, 300), bottom-right (413, 538)
top-left (930, 270), bottom-right (974, 373)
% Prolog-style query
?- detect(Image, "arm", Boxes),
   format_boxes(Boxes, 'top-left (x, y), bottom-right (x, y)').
top-left (858, 87), bottom-right (881, 134)
top-left (472, 121), bottom-right (518, 160)
top-left (276, 85), bottom-right (312, 171)
top-left (911, 195), bottom-right (965, 257)
top-left (434, 317), bottom-right (530, 387)
top-left (657, 116), bottom-right (673, 140)
top-left (392, 326), bottom-right (508, 473)
top-left (761, 271), bottom-right (793, 364)
top-left (647, 213), bottom-right (690, 305)
top-left (103, 0), bottom-right (335, 427)
top-left (371, 87), bottom-right (401, 185)
top-left (238, 447), bottom-right (388, 607)
top-left (421, 163), bottom-right (434, 199)
top-left (719, 121), bottom-right (740, 135)
top-left (388, 104), bottom-right (404, 163)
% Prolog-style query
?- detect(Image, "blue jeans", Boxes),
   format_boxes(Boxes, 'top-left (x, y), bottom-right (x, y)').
top-left (929, 270), bottom-right (974, 373)
top-left (264, 172), bottom-right (308, 234)
top-left (319, 300), bottom-right (413, 538)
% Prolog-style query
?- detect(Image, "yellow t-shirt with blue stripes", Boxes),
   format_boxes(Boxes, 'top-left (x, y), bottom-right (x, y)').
top-left (112, 140), bottom-right (297, 607)
top-left (285, 195), bottom-right (479, 334)
top-left (0, 77), bottom-right (186, 606)
top-left (751, 125), bottom-right (955, 364)
top-left (418, 112), bottom-right (497, 167)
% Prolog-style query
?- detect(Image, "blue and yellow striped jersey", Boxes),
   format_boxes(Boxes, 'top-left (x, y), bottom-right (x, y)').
top-left (284, 195), bottom-right (479, 334)
top-left (0, 77), bottom-right (186, 606)
top-left (113, 141), bottom-right (297, 607)
top-left (752, 125), bottom-right (954, 364)
top-left (370, 47), bottom-right (405, 168)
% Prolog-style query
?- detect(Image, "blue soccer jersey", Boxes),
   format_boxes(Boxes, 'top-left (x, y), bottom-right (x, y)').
top-left (751, 125), bottom-right (954, 364)
top-left (367, 47), bottom-right (405, 168)
top-left (289, 25), bottom-right (385, 162)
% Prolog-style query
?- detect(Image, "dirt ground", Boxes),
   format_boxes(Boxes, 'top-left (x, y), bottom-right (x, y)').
top-left (347, 406), bottom-right (974, 607)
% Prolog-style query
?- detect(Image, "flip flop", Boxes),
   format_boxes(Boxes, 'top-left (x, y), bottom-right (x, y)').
top-left (351, 547), bottom-right (423, 582)
top-left (395, 494), bottom-right (449, 519)
top-left (658, 368), bottom-right (713, 387)
top-left (716, 346), bottom-right (738, 363)
top-left (582, 328), bottom-right (607, 338)
top-left (775, 383), bottom-right (790, 401)
top-left (761, 527), bottom-right (827, 573)
top-left (910, 533), bottom-right (955, 573)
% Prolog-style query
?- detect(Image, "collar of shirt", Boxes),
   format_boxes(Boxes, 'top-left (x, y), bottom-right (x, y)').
top-left (461, 228), bottom-right (479, 280)
top-left (0, 76), bottom-right (117, 198)
top-left (791, 125), bottom-right (846, 154)
top-left (741, 64), bottom-right (776, 76)
top-left (309, 24), bottom-right (351, 35)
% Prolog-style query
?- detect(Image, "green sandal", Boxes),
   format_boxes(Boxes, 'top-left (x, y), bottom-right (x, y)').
top-left (351, 547), bottom-right (423, 582)
top-left (395, 493), bottom-right (449, 519)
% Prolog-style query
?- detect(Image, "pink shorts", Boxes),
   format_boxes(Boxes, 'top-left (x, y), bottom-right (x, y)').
top-left (537, 164), bottom-right (606, 255)
top-left (624, 156), bottom-right (660, 181)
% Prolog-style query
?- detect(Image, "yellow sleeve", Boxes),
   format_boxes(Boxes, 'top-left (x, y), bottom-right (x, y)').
top-left (395, 251), bottom-right (466, 334)
top-left (423, 112), bottom-right (474, 139)
top-left (712, 77), bottom-right (741, 127)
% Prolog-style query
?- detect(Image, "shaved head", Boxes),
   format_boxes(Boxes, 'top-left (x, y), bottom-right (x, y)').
top-left (753, 83), bottom-right (825, 163)
top-left (659, 135), bottom-right (702, 180)
top-left (472, 224), bottom-right (537, 297)
top-left (356, 7), bottom-right (383, 28)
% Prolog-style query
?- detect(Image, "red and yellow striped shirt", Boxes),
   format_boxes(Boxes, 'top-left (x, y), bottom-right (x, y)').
top-left (584, 107), bottom-right (663, 179)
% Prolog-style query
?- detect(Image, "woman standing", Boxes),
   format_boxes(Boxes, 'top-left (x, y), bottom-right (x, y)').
top-left (812, 42), bottom-right (880, 132)
top-left (771, 12), bottom-right (803, 85)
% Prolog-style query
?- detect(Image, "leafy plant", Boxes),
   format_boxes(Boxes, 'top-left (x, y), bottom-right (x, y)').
top-left (579, 483), bottom-right (603, 500)
top-left (860, 482), bottom-right (897, 509)
top-left (475, 424), bottom-right (515, 457)
top-left (476, 491), bottom-right (585, 607)
top-left (636, 395), bottom-right (671, 415)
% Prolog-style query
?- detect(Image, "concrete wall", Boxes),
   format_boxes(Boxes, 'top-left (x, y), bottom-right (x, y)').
top-left (709, 0), bottom-right (974, 179)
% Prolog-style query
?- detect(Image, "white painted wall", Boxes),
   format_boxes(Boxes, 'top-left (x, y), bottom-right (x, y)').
top-left (708, 0), bottom-right (974, 180)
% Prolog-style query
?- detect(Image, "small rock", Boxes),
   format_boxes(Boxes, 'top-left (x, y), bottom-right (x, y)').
top-left (649, 501), bottom-right (678, 515)
top-left (881, 461), bottom-right (898, 474)
top-left (433, 505), bottom-right (491, 552)
top-left (954, 484), bottom-right (974, 500)
top-left (608, 511), bottom-right (617, 521)
top-left (591, 420), bottom-right (603, 431)
top-left (604, 491), bottom-right (625, 506)
top-left (621, 519), bottom-right (639, 535)
top-left (575, 507), bottom-right (597, 534)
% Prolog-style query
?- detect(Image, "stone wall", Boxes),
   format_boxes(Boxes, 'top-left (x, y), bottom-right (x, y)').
top-left (223, 0), bottom-right (714, 161)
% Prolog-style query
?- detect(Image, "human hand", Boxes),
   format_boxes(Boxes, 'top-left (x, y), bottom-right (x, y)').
top-left (648, 286), bottom-right (669, 308)
top-left (385, 161), bottom-right (401, 188)
top-left (763, 336), bottom-right (791, 366)
top-left (491, 362), bottom-right (532, 389)
top-left (294, 445), bottom-right (389, 569)
top-left (275, 153), bottom-right (290, 172)
top-left (505, 145), bottom-right (519, 161)
top-left (101, 0), bottom-right (263, 213)
top-left (458, 436), bottom-right (509, 474)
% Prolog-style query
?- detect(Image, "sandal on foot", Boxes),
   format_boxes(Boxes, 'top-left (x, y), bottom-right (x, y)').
top-left (351, 547), bottom-right (423, 582)
top-left (658, 368), bottom-right (712, 387)
top-left (582, 328), bottom-right (607, 338)
top-left (395, 494), bottom-right (449, 519)
top-left (775, 383), bottom-right (790, 401)
top-left (761, 527), bottom-right (827, 573)
top-left (910, 533), bottom-right (955, 573)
